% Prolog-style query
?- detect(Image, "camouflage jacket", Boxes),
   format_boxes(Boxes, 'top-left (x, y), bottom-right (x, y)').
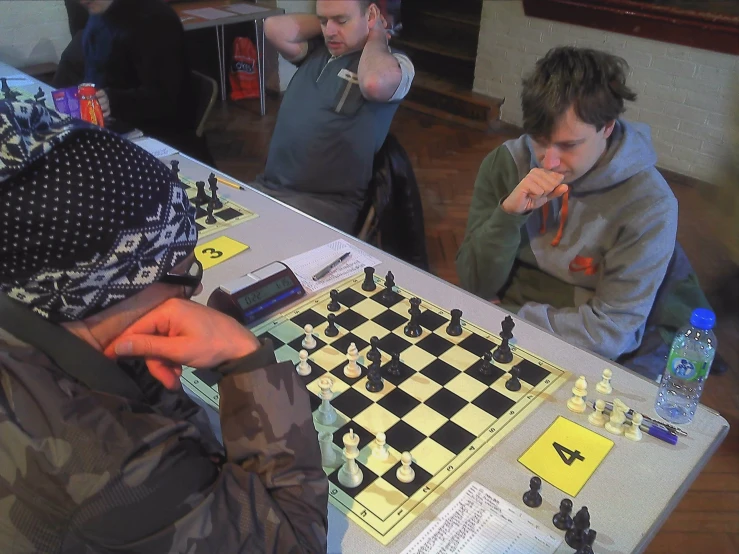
top-left (0, 323), bottom-right (328, 553)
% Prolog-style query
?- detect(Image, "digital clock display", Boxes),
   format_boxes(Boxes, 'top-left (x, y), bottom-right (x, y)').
top-left (237, 275), bottom-right (296, 310)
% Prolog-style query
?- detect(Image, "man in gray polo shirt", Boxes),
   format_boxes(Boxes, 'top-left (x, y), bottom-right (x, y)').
top-left (255, 0), bottom-right (414, 233)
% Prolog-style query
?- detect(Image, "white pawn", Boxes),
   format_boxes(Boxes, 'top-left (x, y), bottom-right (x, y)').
top-left (605, 398), bottom-right (628, 435)
top-left (567, 375), bottom-right (588, 413)
top-left (302, 324), bottom-right (316, 349)
top-left (396, 451), bottom-right (415, 483)
top-left (296, 350), bottom-right (311, 376)
top-left (625, 412), bottom-right (644, 442)
top-left (344, 342), bottom-right (361, 378)
top-left (596, 368), bottom-right (613, 395)
top-left (315, 377), bottom-right (337, 426)
top-left (588, 399), bottom-right (607, 427)
top-left (318, 430), bottom-right (339, 468)
top-left (372, 432), bottom-right (389, 461)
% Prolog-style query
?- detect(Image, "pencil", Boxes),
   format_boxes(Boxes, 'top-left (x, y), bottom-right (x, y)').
top-left (216, 176), bottom-right (242, 190)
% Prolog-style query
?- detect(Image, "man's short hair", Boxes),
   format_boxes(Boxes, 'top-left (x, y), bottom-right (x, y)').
top-left (359, 1), bottom-right (374, 13)
top-left (521, 47), bottom-right (637, 138)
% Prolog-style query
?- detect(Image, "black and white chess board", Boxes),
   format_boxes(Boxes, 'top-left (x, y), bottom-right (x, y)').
top-left (182, 271), bottom-right (570, 544)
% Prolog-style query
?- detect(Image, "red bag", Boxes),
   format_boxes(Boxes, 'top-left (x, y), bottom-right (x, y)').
top-left (229, 37), bottom-right (260, 101)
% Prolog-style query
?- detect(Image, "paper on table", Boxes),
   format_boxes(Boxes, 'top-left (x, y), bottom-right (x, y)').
top-left (133, 137), bottom-right (179, 158)
top-left (183, 7), bottom-right (235, 20)
top-left (401, 482), bottom-right (562, 554)
top-left (224, 3), bottom-right (271, 15)
top-left (283, 239), bottom-right (380, 294)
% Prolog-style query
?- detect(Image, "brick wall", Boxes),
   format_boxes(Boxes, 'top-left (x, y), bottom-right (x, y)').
top-left (473, 0), bottom-right (738, 183)
top-left (0, 1), bottom-right (71, 68)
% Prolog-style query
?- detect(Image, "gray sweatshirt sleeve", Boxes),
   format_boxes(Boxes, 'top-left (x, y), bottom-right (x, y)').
top-left (517, 195), bottom-right (678, 360)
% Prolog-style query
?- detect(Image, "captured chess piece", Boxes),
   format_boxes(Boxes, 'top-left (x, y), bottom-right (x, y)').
top-left (396, 451), bottom-right (415, 483)
top-left (522, 476), bottom-right (542, 508)
top-left (625, 412), bottom-right (644, 441)
top-left (34, 86), bottom-right (45, 102)
top-left (567, 375), bottom-right (587, 413)
top-left (327, 289), bottom-right (341, 312)
top-left (205, 197), bottom-right (217, 224)
top-left (366, 360), bottom-right (384, 393)
top-left (316, 377), bottom-right (337, 426)
top-left (362, 266), bottom-right (376, 291)
top-left (367, 336), bottom-right (381, 364)
top-left (588, 399), bottom-right (607, 427)
top-left (325, 313), bottom-right (339, 337)
top-left (170, 159), bottom-right (179, 175)
top-left (479, 351), bottom-right (494, 376)
top-left (505, 366), bottom-right (522, 391)
top-left (575, 529), bottom-right (596, 554)
top-left (195, 181), bottom-right (209, 204)
top-left (338, 429), bottom-right (363, 488)
top-left (404, 297), bottom-right (422, 337)
top-left (493, 315), bottom-right (514, 364)
top-left (596, 368), bottom-right (613, 395)
top-left (446, 308), bottom-right (463, 336)
top-left (553, 498), bottom-right (574, 530)
top-left (372, 432), bottom-right (389, 461)
top-left (296, 350), bottom-right (311, 376)
top-left (565, 506), bottom-right (590, 550)
top-left (387, 351), bottom-right (401, 376)
top-left (605, 398), bottom-right (628, 435)
top-left (302, 324), bottom-right (317, 349)
top-left (344, 343), bottom-right (362, 378)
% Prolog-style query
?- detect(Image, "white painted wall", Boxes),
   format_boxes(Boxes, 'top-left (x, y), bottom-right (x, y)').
top-left (0, 0), bottom-right (71, 68)
top-left (473, 0), bottom-right (738, 183)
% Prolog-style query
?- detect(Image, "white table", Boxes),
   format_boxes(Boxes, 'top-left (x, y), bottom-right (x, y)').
top-left (173, 0), bottom-right (284, 114)
top-left (157, 152), bottom-right (729, 554)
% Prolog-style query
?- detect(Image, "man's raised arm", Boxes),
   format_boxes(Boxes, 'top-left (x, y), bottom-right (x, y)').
top-left (264, 14), bottom-right (322, 64)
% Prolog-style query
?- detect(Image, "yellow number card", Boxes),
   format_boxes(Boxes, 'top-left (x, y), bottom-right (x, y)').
top-left (195, 236), bottom-right (249, 270)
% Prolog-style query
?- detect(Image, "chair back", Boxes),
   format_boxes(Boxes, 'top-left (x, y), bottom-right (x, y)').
top-left (190, 69), bottom-right (218, 137)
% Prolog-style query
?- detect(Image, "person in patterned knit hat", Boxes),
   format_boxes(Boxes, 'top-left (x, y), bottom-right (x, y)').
top-left (0, 101), bottom-right (328, 553)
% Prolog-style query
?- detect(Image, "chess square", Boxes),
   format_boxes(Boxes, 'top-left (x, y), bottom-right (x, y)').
top-left (351, 298), bottom-right (387, 320)
top-left (357, 442), bottom-right (401, 478)
top-left (472, 388), bottom-right (517, 418)
top-left (329, 360), bottom-right (367, 387)
top-left (334, 310), bottom-right (368, 331)
top-left (259, 333), bottom-right (285, 351)
top-left (195, 222), bottom-right (205, 232)
top-left (308, 391), bottom-right (321, 413)
top-left (458, 334), bottom-right (497, 357)
top-left (336, 288), bottom-right (365, 308)
top-left (444, 373), bottom-right (489, 402)
top-left (490, 371), bottom-right (531, 401)
top-left (191, 368), bottom-right (220, 387)
top-left (290, 309), bottom-right (326, 331)
top-left (465, 358), bottom-right (506, 386)
top-left (377, 388), bottom-right (421, 418)
top-left (438, 345), bottom-right (479, 371)
top-left (287, 334), bottom-right (326, 354)
top-left (430, 420), bottom-right (476, 455)
top-left (331, 421), bottom-right (375, 452)
top-left (307, 345), bottom-right (345, 372)
top-left (215, 207), bottom-right (241, 221)
top-left (378, 333), bottom-right (412, 356)
top-left (515, 358), bottom-right (552, 387)
top-left (424, 388), bottom-right (468, 419)
top-left (331, 333), bottom-right (369, 355)
top-left (451, 403), bottom-right (497, 435)
top-left (399, 345), bottom-right (437, 371)
top-left (398, 371), bottom-right (442, 402)
top-left (402, 404), bottom-right (447, 436)
top-left (354, 478), bottom-right (407, 520)
top-left (328, 462), bottom-right (378, 498)
top-left (412, 438), bottom-right (456, 475)
top-left (332, 388), bottom-right (373, 419)
top-left (373, 310), bottom-right (407, 332)
top-left (195, 206), bottom-right (208, 219)
top-left (384, 456), bottom-right (432, 498)
top-left (274, 344), bottom-right (300, 365)
top-left (384, 420), bottom-right (426, 453)
top-left (354, 376), bottom-right (396, 403)
top-left (379, 358), bottom-right (415, 387)
top-left (306, 373), bottom-right (350, 398)
top-left (372, 288), bottom-right (404, 307)
top-left (312, 300), bottom-right (348, 319)
top-left (268, 320), bottom-right (305, 344)
top-left (420, 359), bottom-right (460, 386)
top-left (393, 323), bottom-right (432, 345)
top-left (352, 320), bottom-right (391, 343)
top-left (352, 403), bottom-right (401, 436)
top-left (417, 310), bottom-right (447, 332)
top-left (415, 334), bottom-right (454, 357)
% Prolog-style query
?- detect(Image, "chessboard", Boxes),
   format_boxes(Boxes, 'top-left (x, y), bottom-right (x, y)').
top-left (181, 270), bottom-right (570, 545)
top-left (1, 78), bottom-right (53, 109)
top-left (168, 160), bottom-right (258, 239)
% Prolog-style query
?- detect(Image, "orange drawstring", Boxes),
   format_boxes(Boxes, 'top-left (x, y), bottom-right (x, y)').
top-left (550, 190), bottom-right (569, 247)
top-left (539, 203), bottom-right (549, 235)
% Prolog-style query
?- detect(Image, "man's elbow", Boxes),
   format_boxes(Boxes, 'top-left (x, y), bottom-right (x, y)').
top-left (359, 73), bottom-right (394, 103)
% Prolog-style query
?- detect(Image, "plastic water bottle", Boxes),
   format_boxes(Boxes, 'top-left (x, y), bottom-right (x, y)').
top-left (654, 308), bottom-right (717, 425)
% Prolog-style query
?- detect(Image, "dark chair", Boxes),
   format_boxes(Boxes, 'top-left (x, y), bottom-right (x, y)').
top-left (190, 69), bottom-right (218, 138)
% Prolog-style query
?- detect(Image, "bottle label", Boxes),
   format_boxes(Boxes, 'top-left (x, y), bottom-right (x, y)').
top-left (667, 352), bottom-right (708, 381)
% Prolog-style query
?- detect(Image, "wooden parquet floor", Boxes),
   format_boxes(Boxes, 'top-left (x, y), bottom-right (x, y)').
top-left (206, 97), bottom-right (738, 554)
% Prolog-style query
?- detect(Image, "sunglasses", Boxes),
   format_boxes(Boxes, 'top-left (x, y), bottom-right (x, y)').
top-left (159, 258), bottom-right (203, 295)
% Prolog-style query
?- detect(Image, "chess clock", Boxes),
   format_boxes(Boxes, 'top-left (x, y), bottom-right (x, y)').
top-left (207, 262), bottom-right (305, 325)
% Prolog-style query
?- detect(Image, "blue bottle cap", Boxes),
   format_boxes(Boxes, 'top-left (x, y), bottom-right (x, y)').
top-left (690, 308), bottom-right (716, 330)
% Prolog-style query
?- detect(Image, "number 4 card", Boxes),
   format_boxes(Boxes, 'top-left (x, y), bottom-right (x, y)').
top-left (518, 416), bottom-right (614, 497)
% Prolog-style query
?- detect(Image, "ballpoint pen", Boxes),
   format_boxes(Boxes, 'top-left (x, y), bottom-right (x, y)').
top-left (588, 401), bottom-right (679, 445)
top-left (593, 400), bottom-right (687, 437)
top-left (312, 252), bottom-right (351, 281)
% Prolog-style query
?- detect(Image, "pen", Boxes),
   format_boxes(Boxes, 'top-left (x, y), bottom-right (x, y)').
top-left (312, 252), bottom-right (351, 281)
top-left (594, 400), bottom-right (687, 437)
top-left (587, 402), bottom-right (678, 445)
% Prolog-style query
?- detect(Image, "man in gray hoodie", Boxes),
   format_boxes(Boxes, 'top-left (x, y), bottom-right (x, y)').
top-left (457, 47), bottom-right (678, 371)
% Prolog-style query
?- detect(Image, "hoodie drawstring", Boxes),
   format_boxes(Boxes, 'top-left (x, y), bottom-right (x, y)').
top-left (540, 190), bottom-right (569, 246)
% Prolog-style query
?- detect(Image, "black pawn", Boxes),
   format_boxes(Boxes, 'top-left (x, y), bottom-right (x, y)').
top-left (205, 197), bottom-right (217, 224)
top-left (566, 507), bottom-right (590, 550)
top-left (404, 297), bottom-right (422, 338)
top-left (367, 336), bottom-right (381, 364)
top-left (210, 181), bottom-right (223, 209)
top-left (387, 351), bottom-right (401, 376)
top-left (522, 476), bottom-right (542, 508)
top-left (553, 498), bottom-right (574, 531)
top-left (479, 351), bottom-right (494, 376)
top-left (327, 289), bottom-right (341, 312)
top-left (575, 529), bottom-right (596, 554)
top-left (325, 313), bottom-right (339, 337)
top-left (446, 308), bottom-right (463, 336)
top-left (170, 160), bottom-right (179, 175)
top-left (195, 181), bottom-right (209, 204)
top-left (505, 366), bottom-right (521, 391)
top-left (362, 266), bottom-right (376, 291)
top-left (365, 360), bottom-right (383, 392)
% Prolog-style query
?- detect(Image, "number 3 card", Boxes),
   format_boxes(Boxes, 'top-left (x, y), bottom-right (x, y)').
top-left (518, 416), bottom-right (614, 496)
